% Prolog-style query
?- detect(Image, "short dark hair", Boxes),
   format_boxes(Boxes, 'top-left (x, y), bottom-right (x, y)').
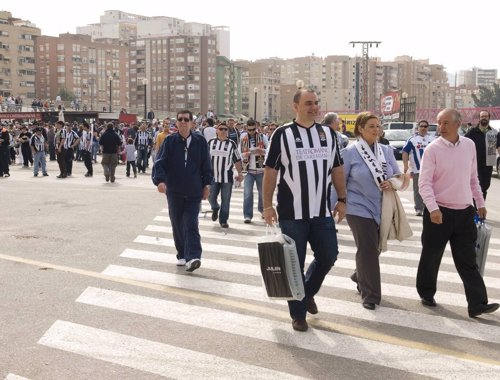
top-left (177, 110), bottom-right (193, 121)
top-left (106, 122), bottom-right (114, 129)
top-left (418, 120), bottom-right (429, 127)
top-left (293, 88), bottom-right (316, 104)
top-left (247, 119), bottom-right (257, 127)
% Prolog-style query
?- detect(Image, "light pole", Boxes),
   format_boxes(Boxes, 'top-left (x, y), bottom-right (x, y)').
top-left (142, 78), bottom-right (148, 120)
top-left (108, 75), bottom-right (113, 113)
top-left (401, 91), bottom-right (408, 128)
top-left (253, 88), bottom-right (258, 121)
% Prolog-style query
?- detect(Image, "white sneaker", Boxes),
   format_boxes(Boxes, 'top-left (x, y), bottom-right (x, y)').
top-left (186, 258), bottom-right (201, 272)
top-left (176, 258), bottom-right (186, 266)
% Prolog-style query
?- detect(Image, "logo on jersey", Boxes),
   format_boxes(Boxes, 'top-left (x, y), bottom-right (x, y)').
top-left (295, 137), bottom-right (302, 143)
top-left (319, 131), bottom-right (326, 141)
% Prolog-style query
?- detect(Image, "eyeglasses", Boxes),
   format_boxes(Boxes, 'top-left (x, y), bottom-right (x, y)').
top-left (218, 128), bottom-right (228, 131)
top-left (247, 128), bottom-right (256, 132)
top-left (177, 117), bottom-right (190, 122)
top-left (419, 125), bottom-right (429, 128)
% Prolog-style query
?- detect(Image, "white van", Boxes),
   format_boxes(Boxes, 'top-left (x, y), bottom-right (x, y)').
top-left (382, 122), bottom-right (418, 131)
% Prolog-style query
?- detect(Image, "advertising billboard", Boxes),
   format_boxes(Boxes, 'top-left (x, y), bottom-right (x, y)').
top-left (380, 91), bottom-right (401, 120)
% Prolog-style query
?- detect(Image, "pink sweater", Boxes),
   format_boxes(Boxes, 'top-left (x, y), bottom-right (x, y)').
top-left (419, 136), bottom-right (485, 212)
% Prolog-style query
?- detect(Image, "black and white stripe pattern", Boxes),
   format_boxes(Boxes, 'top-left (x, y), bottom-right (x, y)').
top-left (136, 131), bottom-right (151, 148)
top-left (208, 138), bottom-right (241, 183)
top-left (62, 129), bottom-right (79, 149)
top-left (30, 134), bottom-right (45, 152)
top-left (265, 122), bottom-right (342, 220)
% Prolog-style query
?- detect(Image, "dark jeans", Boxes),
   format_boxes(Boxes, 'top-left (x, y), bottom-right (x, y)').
top-left (477, 165), bottom-right (493, 200)
top-left (82, 150), bottom-right (93, 175)
top-left (65, 148), bottom-right (74, 175)
top-left (208, 181), bottom-right (233, 224)
top-left (21, 144), bottom-right (33, 166)
top-left (279, 217), bottom-right (338, 320)
top-left (416, 206), bottom-right (488, 310)
top-left (167, 194), bottom-right (202, 262)
top-left (57, 147), bottom-right (67, 176)
top-left (136, 147), bottom-right (148, 172)
top-left (126, 160), bottom-right (137, 176)
top-left (0, 146), bottom-right (9, 175)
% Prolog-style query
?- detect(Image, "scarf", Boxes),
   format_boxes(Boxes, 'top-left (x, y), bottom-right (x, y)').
top-left (355, 137), bottom-right (388, 189)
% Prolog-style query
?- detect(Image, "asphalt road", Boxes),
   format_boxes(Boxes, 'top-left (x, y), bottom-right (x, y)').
top-left (1, 156), bottom-right (500, 379)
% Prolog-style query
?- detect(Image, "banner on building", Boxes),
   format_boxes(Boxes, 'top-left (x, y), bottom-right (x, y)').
top-left (380, 92), bottom-right (401, 120)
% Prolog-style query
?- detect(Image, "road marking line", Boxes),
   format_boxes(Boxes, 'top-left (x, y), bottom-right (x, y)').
top-left (76, 286), bottom-right (500, 378)
top-left (38, 320), bottom-right (306, 380)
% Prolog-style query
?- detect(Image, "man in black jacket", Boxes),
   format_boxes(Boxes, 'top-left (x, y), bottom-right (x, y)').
top-left (465, 110), bottom-right (500, 199)
top-left (99, 122), bottom-right (122, 183)
top-left (152, 110), bottom-right (213, 272)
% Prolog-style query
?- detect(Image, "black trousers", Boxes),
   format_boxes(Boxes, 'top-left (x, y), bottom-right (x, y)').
top-left (416, 206), bottom-right (488, 310)
top-left (477, 165), bottom-right (493, 200)
top-left (82, 150), bottom-right (93, 175)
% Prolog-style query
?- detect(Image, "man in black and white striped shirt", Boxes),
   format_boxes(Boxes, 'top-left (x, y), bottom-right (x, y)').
top-left (263, 88), bottom-right (347, 332)
top-left (135, 123), bottom-right (152, 173)
top-left (58, 123), bottom-right (80, 177)
top-left (208, 123), bottom-right (244, 228)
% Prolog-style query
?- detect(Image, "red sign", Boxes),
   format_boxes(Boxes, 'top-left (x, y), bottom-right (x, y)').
top-left (380, 92), bottom-right (401, 116)
top-left (0, 112), bottom-right (43, 120)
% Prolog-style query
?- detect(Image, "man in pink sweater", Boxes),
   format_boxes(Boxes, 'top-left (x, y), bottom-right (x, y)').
top-left (417, 108), bottom-right (498, 318)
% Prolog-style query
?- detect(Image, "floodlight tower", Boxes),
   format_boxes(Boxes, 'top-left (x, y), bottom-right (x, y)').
top-left (349, 41), bottom-right (381, 111)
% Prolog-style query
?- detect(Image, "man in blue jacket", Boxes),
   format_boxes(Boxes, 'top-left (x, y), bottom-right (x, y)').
top-left (152, 110), bottom-right (213, 272)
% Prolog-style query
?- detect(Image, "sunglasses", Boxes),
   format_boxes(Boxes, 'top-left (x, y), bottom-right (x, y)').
top-left (177, 117), bottom-right (190, 122)
top-left (247, 128), bottom-right (256, 132)
top-left (218, 128), bottom-right (228, 131)
top-left (419, 125), bottom-right (429, 128)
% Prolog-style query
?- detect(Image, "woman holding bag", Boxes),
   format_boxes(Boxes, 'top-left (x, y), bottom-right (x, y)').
top-left (342, 112), bottom-right (403, 310)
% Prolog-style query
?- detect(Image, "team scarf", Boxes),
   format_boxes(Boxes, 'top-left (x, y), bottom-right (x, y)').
top-left (355, 137), bottom-right (388, 190)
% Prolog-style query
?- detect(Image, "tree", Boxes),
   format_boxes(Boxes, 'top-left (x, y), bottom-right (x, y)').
top-left (472, 83), bottom-right (500, 107)
top-left (57, 88), bottom-right (75, 102)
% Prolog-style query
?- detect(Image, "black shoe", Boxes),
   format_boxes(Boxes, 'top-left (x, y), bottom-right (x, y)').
top-left (84, 173), bottom-right (92, 177)
top-left (350, 273), bottom-right (360, 294)
top-left (292, 318), bottom-right (308, 332)
top-left (110, 176), bottom-right (115, 183)
top-left (186, 258), bottom-right (201, 272)
top-left (105, 175), bottom-right (110, 182)
top-left (34, 173), bottom-right (38, 177)
top-left (362, 302), bottom-right (376, 310)
top-left (56, 174), bottom-right (66, 179)
top-left (212, 209), bottom-right (219, 221)
top-left (469, 303), bottom-right (500, 318)
top-left (421, 297), bottom-right (437, 307)
top-left (307, 297), bottom-right (318, 315)
top-left (43, 173), bottom-right (49, 176)
top-left (220, 223), bottom-right (229, 228)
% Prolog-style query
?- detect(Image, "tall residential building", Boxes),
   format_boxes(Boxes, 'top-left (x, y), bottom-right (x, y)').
top-left (76, 10), bottom-right (230, 59)
top-left (215, 56), bottom-right (247, 117)
top-left (35, 33), bottom-right (129, 112)
top-left (474, 68), bottom-right (497, 87)
top-left (128, 35), bottom-right (217, 117)
top-left (0, 11), bottom-right (40, 102)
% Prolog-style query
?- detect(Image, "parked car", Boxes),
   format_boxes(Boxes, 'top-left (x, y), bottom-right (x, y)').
top-left (384, 129), bottom-right (412, 160)
top-left (383, 122), bottom-right (418, 131)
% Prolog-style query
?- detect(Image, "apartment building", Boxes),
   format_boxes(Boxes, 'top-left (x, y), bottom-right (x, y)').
top-left (35, 33), bottom-right (129, 112)
top-left (128, 35), bottom-right (217, 117)
top-left (215, 55), bottom-right (247, 117)
top-left (0, 11), bottom-right (40, 103)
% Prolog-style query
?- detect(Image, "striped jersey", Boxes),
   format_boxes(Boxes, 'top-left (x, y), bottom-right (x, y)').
top-left (264, 121), bottom-right (343, 220)
top-left (62, 129), bottom-right (79, 149)
top-left (135, 130), bottom-right (151, 148)
top-left (208, 138), bottom-right (241, 183)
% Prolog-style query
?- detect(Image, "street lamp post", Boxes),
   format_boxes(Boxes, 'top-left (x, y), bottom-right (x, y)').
top-left (142, 78), bottom-right (148, 120)
top-left (401, 91), bottom-right (408, 127)
top-left (253, 88), bottom-right (258, 121)
top-left (108, 75), bottom-right (113, 113)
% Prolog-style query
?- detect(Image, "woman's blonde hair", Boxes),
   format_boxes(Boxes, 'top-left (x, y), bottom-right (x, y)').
top-left (354, 112), bottom-right (379, 137)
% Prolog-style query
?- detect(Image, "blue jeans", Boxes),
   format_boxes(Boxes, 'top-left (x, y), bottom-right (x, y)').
top-left (33, 151), bottom-right (47, 175)
top-left (167, 194), bottom-right (202, 261)
top-left (279, 217), bottom-right (339, 320)
top-left (208, 181), bottom-right (233, 224)
top-left (243, 171), bottom-right (263, 219)
top-left (136, 147), bottom-right (148, 172)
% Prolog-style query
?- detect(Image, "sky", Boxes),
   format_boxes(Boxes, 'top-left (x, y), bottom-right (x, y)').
top-left (4, 0), bottom-right (499, 77)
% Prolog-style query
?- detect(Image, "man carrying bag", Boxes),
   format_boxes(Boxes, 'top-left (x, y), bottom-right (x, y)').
top-left (262, 88), bottom-right (347, 332)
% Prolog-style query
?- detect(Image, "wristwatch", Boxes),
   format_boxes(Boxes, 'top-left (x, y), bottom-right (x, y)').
top-left (337, 197), bottom-right (346, 204)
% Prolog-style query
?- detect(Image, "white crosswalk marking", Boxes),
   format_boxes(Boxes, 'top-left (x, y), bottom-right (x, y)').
top-left (38, 320), bottom-right (306, 380)
top-left (35, 191), bottom-right (500, 377)
top-left (4, 375), bottom-right (31, 380)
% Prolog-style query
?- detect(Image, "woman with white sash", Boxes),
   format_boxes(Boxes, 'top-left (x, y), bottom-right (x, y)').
top-left (342, 112), bottom-right (402, 310)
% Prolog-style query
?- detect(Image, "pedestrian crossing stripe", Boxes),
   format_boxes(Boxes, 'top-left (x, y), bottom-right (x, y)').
top-left (38, 320), bottom-right (307, 380)
top-left (132, 234), bottom-right (500, 291)
top-left (70, 287), bottom-right (500, 377)
top-left (117, 250), bottom-right (500, 345)
top-left (4, 375), bottom-right (31, 380)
